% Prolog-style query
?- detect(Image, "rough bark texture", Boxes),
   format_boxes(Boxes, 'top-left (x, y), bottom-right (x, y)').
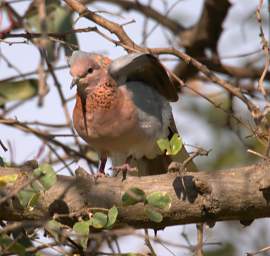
top-left (1, 162), bottom-right (270, 229)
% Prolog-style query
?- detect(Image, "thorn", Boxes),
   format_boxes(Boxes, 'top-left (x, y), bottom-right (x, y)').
top-left (206, 220), bottom-right (216, 228)
top-left (240, 219), bottom-right (254, 227)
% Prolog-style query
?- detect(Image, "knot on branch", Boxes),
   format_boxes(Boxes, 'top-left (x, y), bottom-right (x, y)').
top-left (192, 177), bottom-right (212, 195)
top-left (200, 196), bottom-right (219, 225)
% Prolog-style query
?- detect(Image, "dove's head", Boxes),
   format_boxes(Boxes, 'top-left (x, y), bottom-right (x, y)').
top-left (69, 51), bottom-right (111, 89)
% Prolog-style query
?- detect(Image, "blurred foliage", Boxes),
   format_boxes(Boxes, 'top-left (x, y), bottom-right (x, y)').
top-left (25, 0), bottom-right (78, 61)
top-left (0, 79), bottom-right (38, 106)
top-left (0, 234), bottom-right (26, 256)
top-left (205, 242), bottom-right (236, 256)
top-left (180, 94), bottom-right (262, 171)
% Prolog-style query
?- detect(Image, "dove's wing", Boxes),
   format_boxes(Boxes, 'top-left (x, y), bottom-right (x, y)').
top-left (108, 53), bottom-right (178, 102)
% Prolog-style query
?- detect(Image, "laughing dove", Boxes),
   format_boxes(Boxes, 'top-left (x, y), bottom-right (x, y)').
top-left (69, 51), bottom-right (196, 176)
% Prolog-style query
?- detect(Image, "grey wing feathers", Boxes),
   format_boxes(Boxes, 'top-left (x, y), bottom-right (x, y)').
top-left (108, 53), bottom-right (178, 102)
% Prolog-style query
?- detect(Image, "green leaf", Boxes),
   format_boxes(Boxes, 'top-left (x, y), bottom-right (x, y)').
top-left (17, 186), bottom-right (37, 208)
top-left (86, 150), bottom-right (99, 162)
top-left (73, 220), bottom-right (91, 249)
top-left (170, 133), bottom-right (183, 155)
top-left (157, 138), bottom-right (171, 155)
top-left (122, 187), bottom-right (146, 206)
top-left (92, 212), bottom-right (108, 229)
top-left (33, 164), bottom-right (57, 190)
top-left (0, 79), bottom-right (38, 106)
top-left (145, 207), bottom-right (163, 223)
top-left (27, 192), bottom-right (40, 208)
top-left (157, 133), bottom-right (183, 156)
top-left (106, 206), bottom-right (118, 228)
top-left (146, 192), bottom-right (172, 210)
top-left (46, 220), bottom-right (63, 241)
top-left (0, 234), bottom-right (26, 256)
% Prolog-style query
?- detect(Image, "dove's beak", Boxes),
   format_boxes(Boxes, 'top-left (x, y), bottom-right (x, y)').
top-left (70, 78), bottom-right (79, 89)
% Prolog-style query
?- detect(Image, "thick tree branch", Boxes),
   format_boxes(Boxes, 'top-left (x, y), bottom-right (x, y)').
top-left (1, 163), bottom-right (270, 229)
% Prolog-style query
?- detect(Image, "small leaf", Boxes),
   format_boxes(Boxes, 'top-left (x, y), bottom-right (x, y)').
top-left (170, 133), bottom-right (183, 155)
top-left (157, 138), bottom-right (171, 155)
top-left (17, 186), bottom-right (37, 208)
top-left (146, 192), bottom-right (172, 210)
top-left (0, 174), bottom-right (18, 187)
top-left (27, 192), bottom-right (40, 209)
top-left (91, 212), bottom-right (108, 229)
top-left (0, 234), bottom-right (26, 256)
top-left (86, 150), bottom-right (99, 162)
top-left (0, 79), bottom-right (38, 106)
top-left (145, 207), bottom-right (163, 223)
top-left (106, 206), bottom-right (118, 228)
top-left (73, 220), bottom-right (91, 249)
top-left (122, 187), bottom-right (146, 206)
top-left (46, 220), bottom-right (63, 241)
top-left (33, 164), bottom-right (57, 190)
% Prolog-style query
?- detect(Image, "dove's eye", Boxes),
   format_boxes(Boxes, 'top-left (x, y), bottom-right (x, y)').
top-left (87, 68), bottom-right (94, 74)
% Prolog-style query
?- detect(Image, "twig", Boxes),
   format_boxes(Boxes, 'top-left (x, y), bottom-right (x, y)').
top-left (0, 139), bottom-right (8, 152)
top-left (195, 224), bottom-right (204, 256)
top-left (256, 0), bottom-right (270, 97)
top-left (144, 229), bottom-right (157, 256)
top-left (247, 245), bottom-right (270, 256)
top-left (0, 65), bottom-right (68, 83)
top-left (0, 117), bottom-right (95, 163)
top-left (247, 149), bottom-right (269, 160)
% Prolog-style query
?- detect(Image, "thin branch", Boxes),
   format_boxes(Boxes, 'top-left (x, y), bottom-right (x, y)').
top-left (195, 224), bottom-right (204, 256)
top-left (256, 0), bottom-right (270, 97)
top-left (0, 139), bottom-right (8, 152)
top-left (144, 229), bottom-right (157, 256)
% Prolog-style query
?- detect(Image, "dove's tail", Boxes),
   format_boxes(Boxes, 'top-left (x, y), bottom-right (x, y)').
top-left (111, 117), bottom-right (197, 176)
top-left (133, 144), bottom-right (197, 176)
top-left (130, 117), bottom-right (197, 176)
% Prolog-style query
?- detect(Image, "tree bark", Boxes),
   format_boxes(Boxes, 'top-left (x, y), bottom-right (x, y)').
top-left (1, 162), bottom-right (270, 229)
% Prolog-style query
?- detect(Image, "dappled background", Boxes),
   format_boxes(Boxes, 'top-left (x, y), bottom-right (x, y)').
top-left (1, 0), bottom-right (270, 255)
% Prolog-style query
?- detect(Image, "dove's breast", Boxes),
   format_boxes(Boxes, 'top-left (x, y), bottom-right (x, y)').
top-left (73, 81), bottom-right (172, 159)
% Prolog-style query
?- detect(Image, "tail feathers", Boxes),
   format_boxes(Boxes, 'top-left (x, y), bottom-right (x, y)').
top-left (135, 154), bottom-right (171, 176)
